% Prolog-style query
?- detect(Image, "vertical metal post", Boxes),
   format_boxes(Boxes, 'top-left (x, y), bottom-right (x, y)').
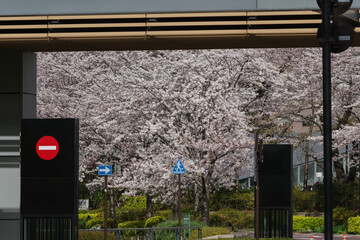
top-left (178, 174), bottom-right (182, 228)
top-left (104, 175), bottom-right (108, 240)
top-left (254, 132), bottom-right (260, 240)
top-left (322, 1), bottom-right (333, 239)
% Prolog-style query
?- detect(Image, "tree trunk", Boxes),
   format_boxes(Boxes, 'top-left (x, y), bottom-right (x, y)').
top-left (303, 140), bottom-right (310, 189)
top-left (109, 188), bottom-right (116, 222)
top-left (347, 142), bottom-right (359, 183)
top-left (201, 176), bottom-right (210, 226)
top-left (194, 183), bottom-right (200, 218)
top-left (172, 196), bottom-right (178, 221)
top-left (235, 169), bottom-right (240, 191)
top-left (333, 149), bottom-right (346, 184)
top-left (146, 194), bottom-right (154, 219)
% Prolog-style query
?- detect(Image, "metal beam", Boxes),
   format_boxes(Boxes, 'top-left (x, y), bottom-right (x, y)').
top-left (1, 0), bottom-right (360, 17)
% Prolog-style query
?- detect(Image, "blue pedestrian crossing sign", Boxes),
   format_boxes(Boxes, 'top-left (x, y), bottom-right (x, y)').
top-left (98, 165), bottom-right (112, 176)
top-left (173, 159), bottom-right (185, 174)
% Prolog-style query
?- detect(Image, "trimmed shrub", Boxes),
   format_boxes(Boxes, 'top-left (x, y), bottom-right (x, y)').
top-left (85, 217), bottom-right (115, 229)
top-left (79, 213), bottom-right (99, 221)
top-left (293, 216), bottom-right (324, 232)
top-left (116, 195), bottom-right (147, 222)
top-left (210, 209), bottom-right (254, 230)
top-left (348, 216), bottom-right (360, 234)
top-left (116, 208), bottom-right (147, 222)
top-left (293, 186), bottom-right (316, 212)
top-left (144, 216), bottom-right (166, 228)
top-left (333, 225), bottom-right (347, 234)
top-left (120, 195), bottom-right (147, 210)
top-left (79, 231), bottom-right (117, 240)
top-left (156, 220), bottom-right (206, 240)
top-left (78, 213), bottom-right (99, 229)
top-left (117, 220), bottom-right (146, 238)
top-left (210, 188), bottom-right (254, 211)
top-left (118, 220), bottom-right (145, 229)
top-left (155, 210), bottom-right (173, 220)
top-left (333, 207), bottom-right (357, 227)
top-left (190, 227), bottom-right (231, 240)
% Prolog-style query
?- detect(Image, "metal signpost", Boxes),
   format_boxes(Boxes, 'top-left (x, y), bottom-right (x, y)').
top-left (254, 132), bottom-right (263, 240)
top-left (317, 1), bottom-right (354, 239)
top-left (183, 213), bottom-right (191, 239)
top-left (173, 159), bottom-right (185, 229)
top-left (98, 165), bottom-right (112, 240)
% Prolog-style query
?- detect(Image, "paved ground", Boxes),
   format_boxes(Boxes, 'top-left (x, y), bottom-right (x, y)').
top-left (293, 233), bottom-right (360, 240)
top-left (203, 232), bottom-right (360, 240)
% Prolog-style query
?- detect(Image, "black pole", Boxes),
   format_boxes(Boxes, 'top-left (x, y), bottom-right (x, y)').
top-left (254, 132), bottom-right (260, 240)
top-left (322, 1), bottom-right (333, 239)
top-left (178, 174), bottom-right (182, 228)
top-left (104, 175), bottom-right (108, 240)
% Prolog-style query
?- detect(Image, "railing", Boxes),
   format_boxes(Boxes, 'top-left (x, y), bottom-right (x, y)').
top-left (79, 226), bottom-right (202, 240)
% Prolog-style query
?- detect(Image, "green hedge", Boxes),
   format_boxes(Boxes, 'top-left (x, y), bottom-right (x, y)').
top-left (190, 227), bottom-right (231, 239)
top-left (156, 220), bottom-right (206, 240)
top-left (210, 209), bottom-right (254, 230)
top-left (348, 216), bottom-right (360, 234)
top-left (293, 216), bottom-right (324, 232)
top-left (118, 220), bottom-right (145, 229)
top-left (117, 220), bottom-right (146, 237)
top-left (85, 217), bottom-right (115, 229)
top-left (78, 213), bottom-right (99, 229)
top-left (210, 189), bottom-right (254, 211)
top-left (79, 213), bottom-right (99, 221)
top-left (144, 216), bottom-right (166, 228)
top-left (79, 231), bottom-right (117, 240)
top-left (333, 208), bottom-right (357, 227)
top-left (293, 186), bottom-right (316, 212)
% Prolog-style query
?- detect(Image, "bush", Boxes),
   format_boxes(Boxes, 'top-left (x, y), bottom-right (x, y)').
top-left (120, 195), bottom-right (147, 210)
top-left (154, 210), bottom-right (173, 220)
top-left (210, 209), bottom-right (254, 230)
top-left (190, 227), bottom-right (231, 239)
top-left (348, 216), bottom-right (360, 234)
top-left (293, 216), bottom-right (324, 232)
top-left (293, 186), bottom-right (317, 212)
top-left (314, 225), bottom-right (325, 233)
top-left (118, 220), bottom-right (145, 228)
top-left (314, 182), bottom-right (360, 212)
top-left (79, 213), bottom-right (99, 221)
top-left (144, 216), bottom-right (166, 228)
top-left (85, 217), bottom-right (115, 229)
top-left (156, 220), bottom-right (206, 240)
top-left (115, 195), bottom-right (147, 222)
top-left (210, 188), bottom-right (254, 211)
top-left (117, 220), bottom-right (146, 238)
top-left (333, 225), bottom-right (347, 234)
top-left (79, 231), bottom-right (117, 240)
top-left (78, 213), bottom-right (99, 229)
top-left (333, 207), bottom-right (357, 227)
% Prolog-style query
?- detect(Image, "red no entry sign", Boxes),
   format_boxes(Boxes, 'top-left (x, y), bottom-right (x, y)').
top-left (36, 136), bottom-right (59, 160)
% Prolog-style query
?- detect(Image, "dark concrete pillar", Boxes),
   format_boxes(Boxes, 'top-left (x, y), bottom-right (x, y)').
top-left (0, 51), bottom-right (36, 240)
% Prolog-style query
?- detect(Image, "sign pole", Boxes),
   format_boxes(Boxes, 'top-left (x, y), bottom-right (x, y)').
top-left (104, 175), bottom-right (108, 240)
top-left (172, 157), bottom-right (185, 237)
top-left (254, 132), bottom-right (259, 240)
top-left (178, 174), bottom-right (181, 228)
top-left (322, 1), bottom-right (333, 239)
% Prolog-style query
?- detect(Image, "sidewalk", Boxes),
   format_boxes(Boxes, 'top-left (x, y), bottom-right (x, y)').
top-left (203, 232), bottom-right (360, 240)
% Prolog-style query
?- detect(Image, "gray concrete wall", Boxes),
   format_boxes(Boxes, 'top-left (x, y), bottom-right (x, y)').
top-left (0, 51), bottom-right (36, 240)
top-left (0, 0), bottom-right (359, 16)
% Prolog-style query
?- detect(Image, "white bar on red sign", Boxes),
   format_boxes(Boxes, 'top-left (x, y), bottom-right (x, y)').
top-left (38, 146), bottom-right (57, 150)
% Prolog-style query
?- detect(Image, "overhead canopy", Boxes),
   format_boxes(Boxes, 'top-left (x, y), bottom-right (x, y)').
top-left (0, 10), bottom-right (359, 51)
top-left (1, 0), bottom-right (360, 16)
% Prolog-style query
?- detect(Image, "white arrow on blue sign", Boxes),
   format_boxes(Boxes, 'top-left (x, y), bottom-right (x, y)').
top-left (98, 165), bottom-right (112, 176)
top-left (173, 158), bottom-right (185, 174)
